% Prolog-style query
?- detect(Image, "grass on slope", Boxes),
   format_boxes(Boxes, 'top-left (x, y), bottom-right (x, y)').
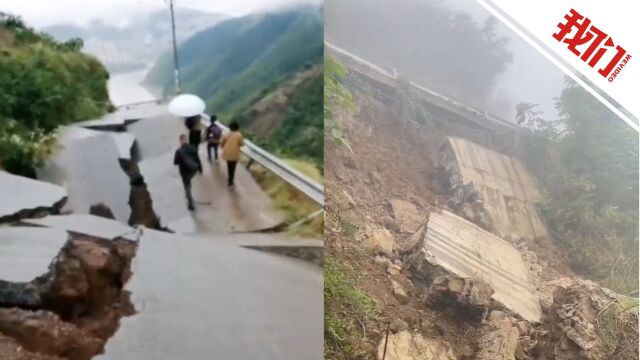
top-left (248, 158), bottom-right (323, 237)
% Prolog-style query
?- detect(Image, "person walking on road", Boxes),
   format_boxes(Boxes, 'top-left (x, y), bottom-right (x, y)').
top-left (185, 114), bottom-right (203, 150)
top-left (174, 134), bottom-right (202, 211)
top-left (206, 114), bottom-right (223, 162)
top-left (220, 121), bottom-right (244, 187)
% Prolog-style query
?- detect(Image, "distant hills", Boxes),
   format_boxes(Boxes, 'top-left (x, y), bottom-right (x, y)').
top-left (145, 5), bottom-right (323, 165)
top-left (44, 7), bottom-right (227, 73)
top-left (145, 5), bottom-right (323, 117)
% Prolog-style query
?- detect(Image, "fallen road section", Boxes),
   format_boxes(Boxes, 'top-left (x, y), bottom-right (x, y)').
top-left (0, 171), bottom-right (67, 223)
top-left (36, 127), bottom-right (133, 222)
top-left (0, 227), bottom-right (68, 283)
top-left (22, 214), bottom-right (139, 242)
top-left (407, 210), bottom-right (542, 322)
top-left (437, 137), bottom-right (547, 240)
top-left (0, 225), bottom-right (138, 359)
top-left (97, 229), bottom-right (323, 360)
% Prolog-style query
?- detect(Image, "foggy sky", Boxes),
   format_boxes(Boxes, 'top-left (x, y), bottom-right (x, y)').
top-left (444, 0), bottom-right (565, 119)
top-left (0, 0), bottom-right (320, 27)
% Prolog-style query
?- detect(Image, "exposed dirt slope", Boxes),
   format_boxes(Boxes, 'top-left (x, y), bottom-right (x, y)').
top-left (325, 82), bottom-right (638, 360)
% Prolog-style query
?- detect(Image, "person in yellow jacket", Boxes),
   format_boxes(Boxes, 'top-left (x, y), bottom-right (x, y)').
top-left (220, 121), bottom-right (244, 187)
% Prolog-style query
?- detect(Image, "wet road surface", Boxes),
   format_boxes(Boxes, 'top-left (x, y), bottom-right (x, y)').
top-left (130, 114), bottom-right (285, 234)
top-left (0, 227), bottom-right (68, 282)
top-left (97, 228), bottom-right (323, 360)
top-left (0, 171), bottom-right (66, 220)
top-left (37, 127), bottom-right (132, 222)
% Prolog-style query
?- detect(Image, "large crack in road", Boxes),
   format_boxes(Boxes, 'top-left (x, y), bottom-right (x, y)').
top-left (0, 231), bottom-right (137, 359)
top-left (1, 102), bottom-right (323, 359)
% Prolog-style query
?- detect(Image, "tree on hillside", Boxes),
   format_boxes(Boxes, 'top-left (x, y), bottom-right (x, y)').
top-left (517, 79), bottom-right (639, 292)
top-left (325, 0), bottom-right (513, 107)
top-left (0, 14), bottom-right (111, 176)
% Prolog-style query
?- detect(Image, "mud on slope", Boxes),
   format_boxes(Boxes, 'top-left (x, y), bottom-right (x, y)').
top-left (325, 90), bottom-right (485, 358)
top-left (0, 232), bottom-right (137, 360)
top-left (326, 79), bottom-right (638, 360)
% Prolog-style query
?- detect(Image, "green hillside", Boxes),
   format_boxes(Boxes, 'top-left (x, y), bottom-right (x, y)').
top-left (145, 5), bottom-right (323, 117)
top-left (233, 65), bottom-right (323, 167)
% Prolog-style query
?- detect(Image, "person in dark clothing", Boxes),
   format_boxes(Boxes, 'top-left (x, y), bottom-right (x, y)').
top-left (185, 115), bottom-right (202, 149)
top-left (173, 134), bottom-right (202, 211)
top-left (206, 114), bottom-right (223, 162)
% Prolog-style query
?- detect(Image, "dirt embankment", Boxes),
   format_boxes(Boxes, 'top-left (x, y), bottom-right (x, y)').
top-left (325, 90), bottom-right (486, 358)
top-left (0, 233), bottom-right (137, 360)
top-left (325, 81), bottom-right (638, 360)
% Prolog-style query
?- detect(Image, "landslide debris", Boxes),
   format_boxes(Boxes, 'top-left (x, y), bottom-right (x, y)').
top-left (426, 275), bottom-right (494, 323)
top-left (0, 232), bottom-right (137, 359)
top-left (530, 279), bottom-right (639, 360)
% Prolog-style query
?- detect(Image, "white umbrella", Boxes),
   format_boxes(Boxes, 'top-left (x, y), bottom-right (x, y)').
top-left (168, 94), bottom-right (206, 117)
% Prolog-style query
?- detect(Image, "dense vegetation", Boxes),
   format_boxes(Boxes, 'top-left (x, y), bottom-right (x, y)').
top-left (517, 80), bottom-right (639, 292)
top-left (326, 0), bottom-right (512, 109)
top-left (0, 13), bottom-right (111, 176)
top-left (233, 66), bottom-right (323, 167)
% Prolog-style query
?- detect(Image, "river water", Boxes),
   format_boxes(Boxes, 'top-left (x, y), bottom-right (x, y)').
top-left (107, 69), bottom-right (158, 106)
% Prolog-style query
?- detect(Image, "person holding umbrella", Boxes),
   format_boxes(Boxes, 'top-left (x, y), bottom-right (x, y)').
top-left (168, 94), bottom-right (206, 209)
top-left (185, 114), bottom-right (203, 149)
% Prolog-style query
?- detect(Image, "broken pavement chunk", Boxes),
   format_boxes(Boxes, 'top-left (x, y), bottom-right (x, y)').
top-left (0, 171), bottom-right (67, 223)
top-left (22, 214), bottom-right (138, 242)
top-left (437, 137), bottom-right (547, 240)
top-left (407, 210), bottom-right (542, 322)
top-left (0, 227), bottom-right (68, 283)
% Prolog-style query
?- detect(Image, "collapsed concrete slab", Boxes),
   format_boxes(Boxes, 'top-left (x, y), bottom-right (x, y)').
top-left (97, 229), bottom-right (323, 360)
top-left (0, 227), bottom-right (68, 283)
top-left (406, 210), bottom-right (541, 322)
top-left (437, 137), bottom-right (547, 240)
top-left (22, 214), bottom-right (139, 242)
top-left (0, 172), bottom-right (67, 223)
top-left (37, 127), bottom-right (132, 222)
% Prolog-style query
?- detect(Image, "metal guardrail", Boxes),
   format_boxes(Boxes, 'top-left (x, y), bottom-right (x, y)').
top-left (325, 42), bottom-right (519, 130)
top-left (200, 114), bottom-right (324, 206)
